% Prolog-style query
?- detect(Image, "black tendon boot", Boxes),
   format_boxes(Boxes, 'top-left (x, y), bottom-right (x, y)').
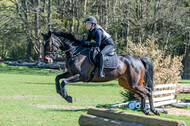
top-left (98, 54), bottom-right (105, 78)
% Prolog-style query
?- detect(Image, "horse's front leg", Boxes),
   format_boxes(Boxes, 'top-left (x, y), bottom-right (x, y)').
top-left (60, 74), bottom-right (82, 103)
top-left (55, 72), bottom-right (71, 95)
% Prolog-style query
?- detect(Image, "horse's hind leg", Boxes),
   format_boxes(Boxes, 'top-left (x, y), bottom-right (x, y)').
top-left (138, 93), bottom-right (151, 115)
top-left (118, 77), bottom-right (150, 115)
top-left (134, 86), bottom-right (152, 115)
top-left (145, 87), bottom-right (160, 116)
top-left (135, 85), bottom-right (160, 115)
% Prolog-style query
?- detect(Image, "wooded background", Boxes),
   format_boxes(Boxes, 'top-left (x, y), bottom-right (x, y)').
top-left (0, 0), bottom-right (189, 79)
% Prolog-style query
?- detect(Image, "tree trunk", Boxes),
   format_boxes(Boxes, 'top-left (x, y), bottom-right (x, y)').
top-left (84, 0), bottom-right (87, 16)
top-left (48, 0), bottom-right (52, 31)
top-left (146, 0), bottom-right (150, 39)
top-left (105, 0), bottom-right (108, 30)
top-left (153, 0), bottom-right (160, 40)
top-left (21, 0), bottom-right (33, 61)
top-left (34, 0), bottom-right (41, 61)
top-left (124, 1), bottom-right (129, 47)
top-left (182, 30), bottom-right (190, 79)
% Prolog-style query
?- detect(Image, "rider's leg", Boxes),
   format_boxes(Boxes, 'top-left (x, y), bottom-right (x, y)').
top-left (98, 45), bottom-right (114, 78)
top-left (99, 53), bottom-right (105, 77)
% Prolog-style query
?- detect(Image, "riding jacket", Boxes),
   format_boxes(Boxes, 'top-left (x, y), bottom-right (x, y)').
top-left (87, 26), bottom-right (114, 49)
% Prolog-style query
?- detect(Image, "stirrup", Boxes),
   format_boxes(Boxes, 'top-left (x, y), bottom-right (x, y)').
top-left (98, 71), bottom-right (105, 78)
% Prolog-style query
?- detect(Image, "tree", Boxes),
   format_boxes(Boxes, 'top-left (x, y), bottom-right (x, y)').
top-left (0, 0), bottom-right (189, 78)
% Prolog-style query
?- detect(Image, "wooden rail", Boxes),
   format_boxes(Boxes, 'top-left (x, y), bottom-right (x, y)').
top-left (150, 83), bottom-right (177, 107)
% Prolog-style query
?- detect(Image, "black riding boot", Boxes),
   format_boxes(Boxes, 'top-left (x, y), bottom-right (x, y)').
top-left (98, 54), bottom-right (105, 78)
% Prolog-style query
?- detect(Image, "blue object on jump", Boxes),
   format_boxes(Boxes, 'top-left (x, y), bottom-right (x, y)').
top-left (135, 102), bottom-right (141, 109)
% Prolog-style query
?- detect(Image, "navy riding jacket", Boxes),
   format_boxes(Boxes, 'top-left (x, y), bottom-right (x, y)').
top-left (86, 26), bottom-right (114, 49)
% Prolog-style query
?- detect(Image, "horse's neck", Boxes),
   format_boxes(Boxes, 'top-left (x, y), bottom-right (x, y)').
top-left (60, 38), bottom-right (78, 59)
top-left (61, 39), bottom-right (88, 60)
top-left (59, 37), bottom-right (75, 50)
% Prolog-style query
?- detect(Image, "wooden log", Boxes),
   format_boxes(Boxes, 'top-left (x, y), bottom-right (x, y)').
top-left (9, 62), bottom-right (37, 66)
top-left (153, 99), bottom-right (177, 107)
top-left (155, 108), bottom-right (168, 114)
top-left (86, 108), bottom-right (186, 126)
top-left (79, 114), bottom-right (142, 126)
top-left (111, 101), bottom-right (132, 108)
top-left (176, 84), bottom-right (190, 93)
top-left (171, 103), bottom-right (189, 108)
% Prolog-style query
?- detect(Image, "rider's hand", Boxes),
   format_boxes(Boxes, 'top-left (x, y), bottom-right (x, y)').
top-left (90, 43), bottom-right (97, 47)
top-left (84, 41), bottom-right (91, 46)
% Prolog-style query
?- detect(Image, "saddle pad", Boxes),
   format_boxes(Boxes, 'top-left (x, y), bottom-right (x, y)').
top-left (104, 53), bottom-right (118, 69)
top-left (88, 47), bottom-right (119, 69)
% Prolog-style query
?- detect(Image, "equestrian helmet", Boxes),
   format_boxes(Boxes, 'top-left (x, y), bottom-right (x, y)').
top-left (84, 16), bottom-right (97, 25)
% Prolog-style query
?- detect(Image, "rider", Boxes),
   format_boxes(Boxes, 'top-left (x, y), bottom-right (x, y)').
top-left (84, 16), bottom-right (115, 78)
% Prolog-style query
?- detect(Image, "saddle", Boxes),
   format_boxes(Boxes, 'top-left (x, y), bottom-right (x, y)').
top-left (88, 47), bottom-right (118, 69)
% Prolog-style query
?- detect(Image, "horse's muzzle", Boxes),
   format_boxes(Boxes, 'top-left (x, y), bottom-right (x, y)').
top-left (44, 56), bottom-right (53, 64)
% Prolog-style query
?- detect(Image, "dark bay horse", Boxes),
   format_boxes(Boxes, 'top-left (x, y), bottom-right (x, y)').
top-left (41, 31), bottom-right (159, 116)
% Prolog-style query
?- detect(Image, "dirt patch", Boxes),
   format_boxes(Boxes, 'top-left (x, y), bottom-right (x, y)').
top-left (30, 104), bottom-right (94, 109)
top-left (167, 108), bottom-right (190, 116)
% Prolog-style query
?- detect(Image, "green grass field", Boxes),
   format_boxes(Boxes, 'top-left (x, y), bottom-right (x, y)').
top-left (0, 64), bottom-right (190, 126)
top-left (179, 79), bottom-right (190, 83)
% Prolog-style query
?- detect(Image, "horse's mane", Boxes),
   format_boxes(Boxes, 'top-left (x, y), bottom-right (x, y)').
top-left (52, 31), bottom-right (81, 43)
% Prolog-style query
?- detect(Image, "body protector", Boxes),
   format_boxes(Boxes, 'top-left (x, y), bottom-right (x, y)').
top-left (87, 26), bottom-right (114, 49)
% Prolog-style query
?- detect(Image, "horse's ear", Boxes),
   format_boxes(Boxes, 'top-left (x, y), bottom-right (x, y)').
top-left (48, 31), bottom-right (51, 36)
top-left (41, 31), bottom-right (45, 36)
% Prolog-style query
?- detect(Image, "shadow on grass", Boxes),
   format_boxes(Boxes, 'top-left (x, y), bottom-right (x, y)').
top-left (69, 83), bottom-right (118, 87)
top-left (23, 82), bottom-right (54, 85)
top-left (23, 82), bottom-right (118, 87)
top-left (48, 108), bottom-right (88, 112)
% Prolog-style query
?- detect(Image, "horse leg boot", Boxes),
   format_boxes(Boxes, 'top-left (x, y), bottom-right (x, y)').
top-left (60, 74), bottom-right (81, 103)
top-left (59, 80), bottom-right (71, 103)
top-left (98, 53), bottom-right (105, 78)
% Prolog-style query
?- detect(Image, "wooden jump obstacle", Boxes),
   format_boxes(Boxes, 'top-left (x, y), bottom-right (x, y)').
top-left (151, 83), bottom-right (177, 107)
top-left (112, 84), bottom-right (178, 109)
top-left (79, 108), bottom-right (186, 126)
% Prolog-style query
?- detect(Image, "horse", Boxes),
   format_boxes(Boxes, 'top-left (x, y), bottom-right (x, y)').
top-left (41, 31), bottom-right (160, 116)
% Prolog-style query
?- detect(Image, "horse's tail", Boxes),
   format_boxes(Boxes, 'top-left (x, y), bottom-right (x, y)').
top-left (140, 57), bottom-right (154, 90)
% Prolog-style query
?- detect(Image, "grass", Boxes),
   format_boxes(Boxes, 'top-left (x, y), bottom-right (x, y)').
top-left (0, 64), bottom-right (190, 126)
top-left (178, 80), bottom-right (190, 83)
top-left (0, 64), bottom-right (123, 126)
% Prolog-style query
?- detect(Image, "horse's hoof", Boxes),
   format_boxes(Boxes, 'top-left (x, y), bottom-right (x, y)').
top-left (155, 111), bottom-right (160, 116)
top-left (57, 91), bottom-right (61, 95)
top-left (144, 112), bottom-right (151, 116)
top-left (65, 96), bottom-right (72, 103)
